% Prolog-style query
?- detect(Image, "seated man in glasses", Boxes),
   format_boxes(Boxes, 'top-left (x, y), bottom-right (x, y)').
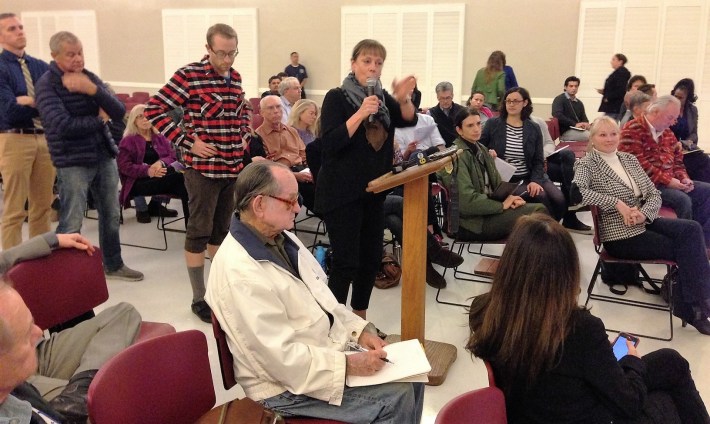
top-left (206, 161), bottom-right (424, 423)
top-left (250, 95), bottom-right (314, 211)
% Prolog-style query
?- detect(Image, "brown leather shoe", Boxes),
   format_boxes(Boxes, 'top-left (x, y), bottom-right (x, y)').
top-left (426, 261), bottom-right (447, 289)
top-left (429, 247), bottom-right (464, 269)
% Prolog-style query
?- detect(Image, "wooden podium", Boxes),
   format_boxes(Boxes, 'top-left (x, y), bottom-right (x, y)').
top-left (367, 151), bottom-right (461, 385)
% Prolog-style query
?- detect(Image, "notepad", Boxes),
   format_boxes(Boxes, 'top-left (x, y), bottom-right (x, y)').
top-left (345, 339), bottom-right (431, 387)
top-left (494, 157), bottom-right (516, 182)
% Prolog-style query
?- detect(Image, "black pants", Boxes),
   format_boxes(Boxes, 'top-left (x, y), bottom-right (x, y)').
top-left (323, 195), bottom-right (384, 311)
top-left (129, 172), bottom-right (190, 225)
top-left (619, 348), bottom-right (709, 424)
top-left (604, 218), bottom-right (710, 305)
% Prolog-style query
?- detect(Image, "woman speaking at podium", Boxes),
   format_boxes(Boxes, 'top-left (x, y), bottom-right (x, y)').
top-left (315, 39), bottom-right (417, 321)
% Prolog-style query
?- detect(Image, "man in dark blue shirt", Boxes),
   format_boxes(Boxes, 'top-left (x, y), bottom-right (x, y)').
top-left (0, 13), bottom-right (56, 250)
top-left (284, 51), bottom-right (308, 99)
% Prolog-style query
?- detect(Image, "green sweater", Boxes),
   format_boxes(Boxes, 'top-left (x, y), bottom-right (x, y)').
top-left (471, 68), bottom-right (505, 110)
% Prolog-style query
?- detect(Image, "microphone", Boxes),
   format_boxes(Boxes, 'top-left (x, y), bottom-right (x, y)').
top-left (367, 78), bottom-right (376, 123)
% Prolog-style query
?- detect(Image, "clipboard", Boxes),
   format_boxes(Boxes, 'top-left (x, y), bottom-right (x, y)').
top-left (488, 181), bottom-right (522, 201)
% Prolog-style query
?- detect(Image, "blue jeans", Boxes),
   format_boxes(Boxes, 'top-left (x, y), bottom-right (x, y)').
top-left (658, 180), bottom-right (710, 245)
top-left (262, 382), bottom-right (424, 424)
top-left (56, 159), bottom-right (124, 271)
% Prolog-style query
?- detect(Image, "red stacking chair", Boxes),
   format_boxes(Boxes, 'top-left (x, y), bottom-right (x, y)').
top-left (6, 247), bottom-right (175, 342)
top-left (88, 330), bottom-right (215, 424)
top-left (210, 314), bottom-right (347, 424)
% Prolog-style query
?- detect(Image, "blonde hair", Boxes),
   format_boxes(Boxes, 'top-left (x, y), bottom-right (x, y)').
top-left (287, 99), bottom-right (319, 135)
top-left (123, 104), bottom-right (155, 137)
top-left (587, 116), bottom-right (619, 152)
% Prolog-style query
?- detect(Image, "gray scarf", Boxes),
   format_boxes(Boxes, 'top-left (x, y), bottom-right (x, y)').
top-left (341, 73), bottom-right (391, 128)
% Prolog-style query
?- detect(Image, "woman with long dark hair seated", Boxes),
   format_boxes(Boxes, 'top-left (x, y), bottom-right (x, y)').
top-left (573, 116), bottom-right (710, 335)
top-left (479, 88), bottom-right (571, 227)
top-left (467, 213), bottom-right (709, 424)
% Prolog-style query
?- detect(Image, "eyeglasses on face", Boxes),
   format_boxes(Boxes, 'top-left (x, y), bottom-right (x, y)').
top-left (209, 47), bottom-right (239, 60)
top-left (505, 99), bottom-right (524, 105)
top-left (264, 194), bottom-right (299, 209)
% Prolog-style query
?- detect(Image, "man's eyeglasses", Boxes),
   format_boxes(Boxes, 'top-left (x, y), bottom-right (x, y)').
top-left (209, 47), bottom-right (239, 60)
top-left (505, 99), bottom-right (524, 105)
top-left (264, 194), bottom-right (299, 209)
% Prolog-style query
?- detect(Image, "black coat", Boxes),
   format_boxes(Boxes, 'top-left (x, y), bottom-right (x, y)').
top-left (495, 310), bottom-right (648, 424)
top-left (598, 66), bottom-right (631, 114)
top-left (478, 117), bottom-right (548, 183)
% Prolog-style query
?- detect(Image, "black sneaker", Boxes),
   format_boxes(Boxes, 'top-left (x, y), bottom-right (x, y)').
top-left (562, 216), bottom-right (593, 235)
top-left (148, 201), bottom-right (179, 217)
top-left (136, 210), bottom-right (151, 223)
top-left (191, 300), bottom-right (212, 323)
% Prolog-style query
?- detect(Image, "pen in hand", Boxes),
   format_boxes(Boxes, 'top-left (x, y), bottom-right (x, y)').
top-left (347, 342), bottom-right (394, 364)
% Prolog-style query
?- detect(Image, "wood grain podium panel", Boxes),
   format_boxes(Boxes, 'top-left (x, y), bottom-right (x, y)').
top-left (367, 151), bottom-right (462, 385)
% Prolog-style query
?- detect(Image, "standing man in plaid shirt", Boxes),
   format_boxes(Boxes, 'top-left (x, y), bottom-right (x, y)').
top-left (145, 23), bottom-right (250, 322)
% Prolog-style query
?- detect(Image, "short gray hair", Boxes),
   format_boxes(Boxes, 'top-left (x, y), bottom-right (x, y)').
top-left (435, 81), bottom-right (453, 94)
top-left (259, 95), bottom-right (281, 111)
top-left (235, 161), bottom-right (289, 213)
top-left (278, 77), bottom-right (299, 96)
top-left (49, 31), bottom-right (80, 54)
top-left (628, 91), bottom-right (651, 112)
top-left (647, 95), bottom-right (681, 114)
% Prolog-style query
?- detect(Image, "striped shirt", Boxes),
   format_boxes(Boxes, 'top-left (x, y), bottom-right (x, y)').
top-left (505, 123), bottom-right (528, 177)
top-left (144, 57), bottom-right (250, 179)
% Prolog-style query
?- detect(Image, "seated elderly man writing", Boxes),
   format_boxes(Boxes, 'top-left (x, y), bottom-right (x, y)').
top-left (206, 161), bottom-right (424, 423)
top-left (0, 233), bottom-right (141, 424)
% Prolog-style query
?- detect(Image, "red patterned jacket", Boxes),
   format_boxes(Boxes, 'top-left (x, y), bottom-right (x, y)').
top-left (145, 56), bottom-right (250, 179)
top-left (619, 116), bottom-right (688, 187)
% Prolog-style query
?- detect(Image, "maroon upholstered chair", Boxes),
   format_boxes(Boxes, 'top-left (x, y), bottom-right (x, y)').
top-left (6, 247), bottom-right (175, 343)
top-left (87, 330), bottom-right (215, 424)
top-left (130, 91), bottom-right (150, 103)
top-left (210, 314), bottom-right (346, 424)
top-left (435, 386), bottom-right (507, 424)
top-left (249, 97), bottom-right (261, 114)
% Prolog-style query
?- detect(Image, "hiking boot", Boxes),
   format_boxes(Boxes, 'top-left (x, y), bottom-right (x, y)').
top-left (429, 247), bottom-right (464, 268)
top-left (105, 265), bottom-right (144, 281)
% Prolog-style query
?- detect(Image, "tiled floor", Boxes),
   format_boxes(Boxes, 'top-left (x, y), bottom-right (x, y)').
top-left (3, 196), bottom-right (710, 422)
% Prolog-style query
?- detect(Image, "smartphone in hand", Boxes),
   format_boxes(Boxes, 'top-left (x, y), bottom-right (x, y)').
top-left (612, 332), bottom-right (640, 360)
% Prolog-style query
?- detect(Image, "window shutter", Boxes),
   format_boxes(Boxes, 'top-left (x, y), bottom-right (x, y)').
top-left (161, 9), bottom-right (258, 99)
top-left (21, 11), bottom-right (100, 74)
top-left (341, 5), bottom-right (464, 108)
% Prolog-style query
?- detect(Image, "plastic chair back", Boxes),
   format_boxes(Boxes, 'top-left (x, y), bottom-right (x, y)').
top-left (88, 330), bottom-right (215, 424)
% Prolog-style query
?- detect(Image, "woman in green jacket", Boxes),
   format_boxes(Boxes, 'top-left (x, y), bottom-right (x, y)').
top-left (471, 51), bottom-right (506, 111)
top-left (438, 108), bottom-right (545, 240)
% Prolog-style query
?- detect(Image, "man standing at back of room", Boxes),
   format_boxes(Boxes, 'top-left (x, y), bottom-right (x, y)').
top-left (284, 51), bottom-right (308, 99)
top-left (144, 23), bottom-right (250, 323)
top-left (35, 31), bottom-right (143, 282)
top-left (0, 13), bottom-right (56, 250)
top-left (428, 81), bottom-right (465, 147)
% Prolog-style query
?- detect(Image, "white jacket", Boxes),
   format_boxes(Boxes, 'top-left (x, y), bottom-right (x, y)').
top-left (206, 217), bottom-right (371, 406)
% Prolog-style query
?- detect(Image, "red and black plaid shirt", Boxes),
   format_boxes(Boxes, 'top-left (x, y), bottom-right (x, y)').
top-left (145, 57), bottom-right (250, 178)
